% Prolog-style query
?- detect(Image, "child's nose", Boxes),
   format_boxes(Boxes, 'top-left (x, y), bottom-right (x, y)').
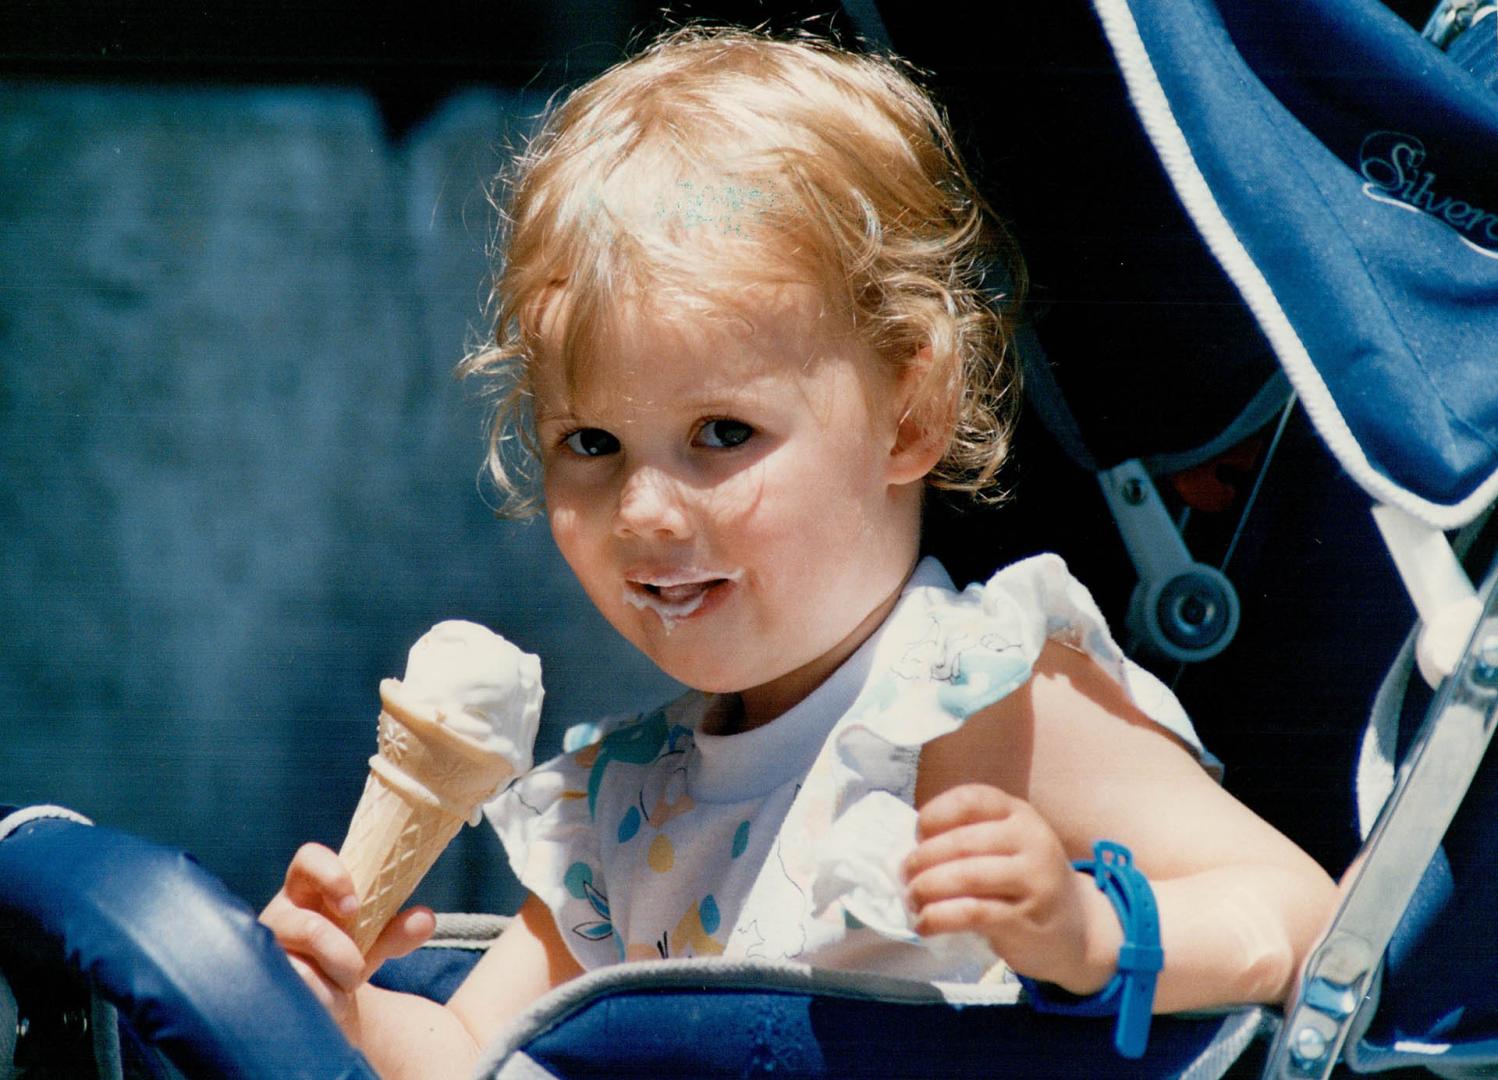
top-left (614, 466), bottom-right (692, 539)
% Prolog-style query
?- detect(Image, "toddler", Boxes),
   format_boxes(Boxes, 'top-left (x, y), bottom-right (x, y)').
top-left (261, 25), bottom-right (1337, 1078)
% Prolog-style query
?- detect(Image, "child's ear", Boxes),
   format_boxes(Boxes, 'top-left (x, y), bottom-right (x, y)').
top-left (887, 345), bottom-right (952, 486)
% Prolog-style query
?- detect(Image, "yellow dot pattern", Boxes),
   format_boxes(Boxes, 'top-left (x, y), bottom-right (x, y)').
top-left (648, 833), bottom-right (675, 873)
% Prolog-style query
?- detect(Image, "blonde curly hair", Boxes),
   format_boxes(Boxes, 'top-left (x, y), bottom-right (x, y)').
top-left (460, 25), bottom-right (1023, 516)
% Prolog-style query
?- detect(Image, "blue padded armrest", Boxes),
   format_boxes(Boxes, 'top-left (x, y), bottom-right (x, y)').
top-left (478, 958), bottom-right (1272, 1079)
top-left (525, 992), bottom-right (1254, 1078)
top-left (370, 913), bottom-right (507, 1004)
top-left (371, 944), bottom-right (486, 1004)
top-left (0, 810), bottom-right (377, 1080)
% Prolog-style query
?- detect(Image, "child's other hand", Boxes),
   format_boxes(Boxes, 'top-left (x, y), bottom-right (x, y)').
top-left (902, 783), bottom-right (1120, 995)
top-left (259, 843), bottom-right (435, 1032)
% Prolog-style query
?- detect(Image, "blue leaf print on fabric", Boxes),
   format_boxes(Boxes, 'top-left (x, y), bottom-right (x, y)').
top-left (586, 709), bottom-right (670, 817)
top-left (731, 820), bottom-right (751, 859)
top-left (564, 861), bottom-right (594, 900)
top-left (936, 648), bottom-right (1030, 718)
top-left (564, 860), bottom-right (614, 943)
top-left (618, 805), bottom-right (642, 843)
top-left (564, 861), bottom-right (610, 919)
top-left (581, 879), bottom-right (610, 920)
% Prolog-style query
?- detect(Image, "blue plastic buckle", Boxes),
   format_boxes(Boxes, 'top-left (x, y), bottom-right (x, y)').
top-left (1091, 841), bottom-right (1163, 1057)
top-left (1017, 840), bottom-right (1163, 1059)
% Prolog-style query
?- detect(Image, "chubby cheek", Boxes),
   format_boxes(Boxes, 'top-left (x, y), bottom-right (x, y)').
top-left (702, 467), bottom-right (767, 531)
top-left (772, 454), bottom-right (878, 540)
top-left (545, 494), bottom-right (578, 554)
top-left (735, 465), bottom-right (863, 588)
top-left (545, 502), bottom-right (607, 601)
top-left (780, 468), bottom-right (905, 604)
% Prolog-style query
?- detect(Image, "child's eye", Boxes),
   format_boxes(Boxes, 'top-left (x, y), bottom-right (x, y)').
top-left (563, 428), bottom-right (620, 457)
top-left (695, 419), bottom-right (754, 449)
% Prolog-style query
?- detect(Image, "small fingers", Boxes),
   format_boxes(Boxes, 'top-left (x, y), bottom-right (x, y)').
top-left (271, 905), bottom-right (367, 993)
top-left (364, 906), bottom-right (437, 976)
top-left (902, 819), bottom-right (1017, 882)
top-left (278, 838), bottom-right (356, 922)
top-left (911, 896), bottom-right (1012, 939)
top-left (915, 783), bottom-right (1020, 841)
top-left (906, 854), bottom-right (1026, 914)
top-left (282, 843), bottom-right (360, 922)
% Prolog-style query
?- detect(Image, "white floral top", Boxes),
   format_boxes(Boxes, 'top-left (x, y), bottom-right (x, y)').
top-left (486, 555), bottom-right (1215, 981)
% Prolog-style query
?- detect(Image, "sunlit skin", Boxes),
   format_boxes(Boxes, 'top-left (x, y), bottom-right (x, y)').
top-left (533, 286), bottom-right (938, 732)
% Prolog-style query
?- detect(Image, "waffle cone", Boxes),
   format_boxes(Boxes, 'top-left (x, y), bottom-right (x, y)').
top-left (337, 680), bottom-right (516, 954)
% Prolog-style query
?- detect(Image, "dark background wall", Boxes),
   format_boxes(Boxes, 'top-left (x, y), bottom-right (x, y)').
top-left (0, 4), bottom-right (706, 916)
top-left (1, 1), bottom-right (1435, 914)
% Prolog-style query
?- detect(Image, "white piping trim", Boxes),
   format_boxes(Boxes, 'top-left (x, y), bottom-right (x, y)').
top-left (0, 804), bottom-right (93, 842)
top-left (1090, 0), bottom-right (1498, 530)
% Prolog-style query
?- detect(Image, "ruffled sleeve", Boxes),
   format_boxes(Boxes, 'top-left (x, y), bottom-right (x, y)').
top-left (810, 554), bottom-right (1218, 961)
top-left (981, 554), bottom-right (1216, 766)
top-left (484, 713), bottom-right (636, 970)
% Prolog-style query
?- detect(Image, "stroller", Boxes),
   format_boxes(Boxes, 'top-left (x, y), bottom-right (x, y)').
top-left (3, 0), bottom-right (1497, 1075)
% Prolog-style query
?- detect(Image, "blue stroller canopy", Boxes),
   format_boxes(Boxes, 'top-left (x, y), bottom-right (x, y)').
top-left (1092, 0), bottom-right (1498, 528)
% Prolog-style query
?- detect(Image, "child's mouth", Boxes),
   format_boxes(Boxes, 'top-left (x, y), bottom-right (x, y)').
top-left (623, 569), bottom-right (743, 630)
top-left (647, 582), bottom-right (711, 603)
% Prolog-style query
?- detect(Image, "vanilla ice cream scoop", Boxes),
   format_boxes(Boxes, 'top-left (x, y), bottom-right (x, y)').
top-left (388, 619), bottom-right (543, 774)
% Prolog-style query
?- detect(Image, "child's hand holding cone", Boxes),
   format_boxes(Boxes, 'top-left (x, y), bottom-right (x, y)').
top-left (337, 621), bottom-right (543, 952)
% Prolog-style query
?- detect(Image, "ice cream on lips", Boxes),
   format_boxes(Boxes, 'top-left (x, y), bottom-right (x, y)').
top-left (623, 567), bottom-right (744, 631)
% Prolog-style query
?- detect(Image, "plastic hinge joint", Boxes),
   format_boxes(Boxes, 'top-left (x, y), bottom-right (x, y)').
top-left (1301, 977), bottom-right (1359, 1021)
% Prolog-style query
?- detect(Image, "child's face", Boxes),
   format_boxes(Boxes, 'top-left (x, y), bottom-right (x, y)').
top-left (534, 285), bottom-right (929, 726)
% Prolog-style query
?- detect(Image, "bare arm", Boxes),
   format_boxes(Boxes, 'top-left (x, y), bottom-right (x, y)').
top-left (908, 641), bottom-right (1337, 1010)
top-left (447, 894), bottom-right (586, 1048)
top-left (350, 894), bottom-right (584, 1078)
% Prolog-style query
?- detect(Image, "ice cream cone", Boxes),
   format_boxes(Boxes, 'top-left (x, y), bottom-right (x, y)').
top-left (337, 679), bottom-right (517, 954)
